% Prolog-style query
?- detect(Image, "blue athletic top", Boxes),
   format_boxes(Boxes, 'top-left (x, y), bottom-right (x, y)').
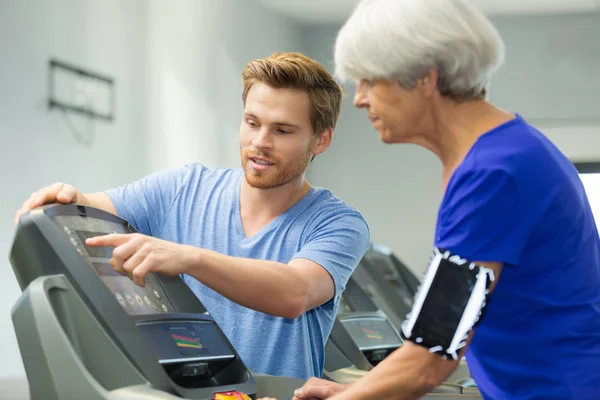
top-left (435, 115), bottom-right (600, 399)
top-left (106, 164), bottom-right (370, 379)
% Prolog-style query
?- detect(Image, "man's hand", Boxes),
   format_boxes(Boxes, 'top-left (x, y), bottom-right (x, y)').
top-left (14, 182), bottom-right (117, 227)
top-left (292, 377), bottom-right (348, 400)
top-left (15, 182), bottom-right (82, 226)
top-left (86, 233), bottom-right (198, 286)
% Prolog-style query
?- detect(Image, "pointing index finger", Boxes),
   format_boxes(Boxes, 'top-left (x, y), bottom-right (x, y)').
top-left (86, 233), bottom-right (130, 247)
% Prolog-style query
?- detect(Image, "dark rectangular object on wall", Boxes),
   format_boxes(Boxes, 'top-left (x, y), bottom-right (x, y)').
top-left (48, 59), bottom-right (115, 121)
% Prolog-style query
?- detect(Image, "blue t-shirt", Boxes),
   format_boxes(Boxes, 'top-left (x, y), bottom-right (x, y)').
top-left (435, 115), bottom-right (600, 399)
top-left (105, 164), bottom-right (370, 379)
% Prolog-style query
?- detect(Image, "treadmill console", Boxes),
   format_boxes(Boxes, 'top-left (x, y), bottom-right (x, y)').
top-left (59, 218), bottom-right (176, 315)
top-left (362, 247), bottom-right (417, 311)
top-left (10, 204), bottom-right (256, 398)
top-left (340, 315), bottom-right (403, 366)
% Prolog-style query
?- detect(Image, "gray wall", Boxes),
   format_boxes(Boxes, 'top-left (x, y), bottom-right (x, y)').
top-left (0, 0), bottom-right (301, 379)
top-left (144, 0), bottom-right (303, 172)
top-left (0, 0), bottom-right (148, 378)
top-left (302, 12), bottom-right (600, 276)
top-left (490, 13), bottom-right (600, 123)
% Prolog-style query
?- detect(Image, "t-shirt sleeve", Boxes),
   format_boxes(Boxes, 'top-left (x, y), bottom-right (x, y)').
top-left (435, 168), bottom-right (535, 267)
top-left (105, 165), bottom-right (191, 236)
top-left (291, 209), bottom-right (371, 299)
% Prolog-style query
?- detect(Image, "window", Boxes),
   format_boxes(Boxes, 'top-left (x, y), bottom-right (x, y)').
top-left (574, 162), bottom-right (600, 234)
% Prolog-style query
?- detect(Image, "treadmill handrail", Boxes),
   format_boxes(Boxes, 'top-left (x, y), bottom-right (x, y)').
top-left (12, 275), bottom-right (148, 400)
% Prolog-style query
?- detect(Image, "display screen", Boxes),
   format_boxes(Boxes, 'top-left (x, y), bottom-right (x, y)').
top-left (93, 263), bottom-right (174, 315)
top-left (140, 321), bottom-right (236, 363)
top-left (342, 317), bottom-right (403, 351)
top-left (60, 223), bottom-right (175, 316)
top-left (76, 230), bottom-right (116, 258)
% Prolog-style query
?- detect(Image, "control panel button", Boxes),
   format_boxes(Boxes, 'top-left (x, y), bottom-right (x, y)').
top-left (183, 362), bottom-right (208, 377)
top-left (115, 293), bottom-right (125, 306)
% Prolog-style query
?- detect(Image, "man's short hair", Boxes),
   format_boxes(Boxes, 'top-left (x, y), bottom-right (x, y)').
top-left (242, 52), bottom-right (343, 135)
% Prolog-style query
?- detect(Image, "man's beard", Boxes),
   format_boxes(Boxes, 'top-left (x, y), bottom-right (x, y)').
top-left (241, 147), bottom-right (313, 189)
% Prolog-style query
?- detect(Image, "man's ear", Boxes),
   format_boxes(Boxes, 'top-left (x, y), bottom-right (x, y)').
top-left (313, 127), bottom-right (333, 156)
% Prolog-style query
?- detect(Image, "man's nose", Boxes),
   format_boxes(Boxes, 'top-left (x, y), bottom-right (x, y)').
top-left (252, 127), bottom-right (274, 149)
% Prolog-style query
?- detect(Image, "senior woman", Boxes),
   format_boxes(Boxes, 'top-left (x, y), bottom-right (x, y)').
top-left (261, 0), bottom-right (600, 399)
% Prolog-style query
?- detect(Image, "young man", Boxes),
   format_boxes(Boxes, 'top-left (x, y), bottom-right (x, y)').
top-left (15, 52), bottom-right (371, 380)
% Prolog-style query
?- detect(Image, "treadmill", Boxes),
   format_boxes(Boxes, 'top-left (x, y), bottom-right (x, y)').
top-left (337, 277), bottom-right (403, 367)
top-left (353, 243), bottom-right (418, 331)
top-left (9, 204), bottom-right (304, 400)
top-left (353, 243), bottom-right (476, 387)
top-left (323, 276), bottom-right (481, 398)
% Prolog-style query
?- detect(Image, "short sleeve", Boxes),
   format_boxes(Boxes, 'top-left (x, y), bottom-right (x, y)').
top-left (105, 165), bottom-right (192, 236)
top-left (291, 210), bottom-right (371, 299)
top-left (436, 168), bottom-right (535, 267)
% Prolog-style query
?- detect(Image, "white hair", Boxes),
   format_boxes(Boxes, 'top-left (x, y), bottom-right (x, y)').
top-left (334, 0), bottom-right (506, 101)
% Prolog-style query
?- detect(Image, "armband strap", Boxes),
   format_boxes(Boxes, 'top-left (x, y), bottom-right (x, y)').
top-left (401, 247), bottom-right (495, 360)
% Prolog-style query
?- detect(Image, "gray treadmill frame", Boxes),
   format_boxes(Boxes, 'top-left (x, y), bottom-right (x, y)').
top-left (349, 247), bottom-right (476, 387)
top-left (12, 275), bottom-right (306, 400)
top-left (10, 205), bottom-right (256, 399)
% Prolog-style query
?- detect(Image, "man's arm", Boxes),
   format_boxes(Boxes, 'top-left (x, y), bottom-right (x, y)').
top-left (79, 192), bottom-right (118, 214)
top-left (14, 182), bottom-right (117, 226)
top-left (294, 261), bottom-right (502, 400)
top-left (187, 251), bottom-right (335, 318)
top-left (16, 164), bottom-right (191, 230)
top-left (86, 234), bottom-right (340, 319)
top-left (87, 209), bottom-right (370, 319)
top-left (184, 209), bottom-right (370, 317)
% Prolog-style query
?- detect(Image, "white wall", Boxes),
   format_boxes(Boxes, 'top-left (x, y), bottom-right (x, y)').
top-left (0, 0), bottom-right (148, 378)
top-left (0, 0), bottom-right (302, 379)
top-left (302, 12), bottom-right (600, 276)
top-left (145, 0), bottom-right (302, 171)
